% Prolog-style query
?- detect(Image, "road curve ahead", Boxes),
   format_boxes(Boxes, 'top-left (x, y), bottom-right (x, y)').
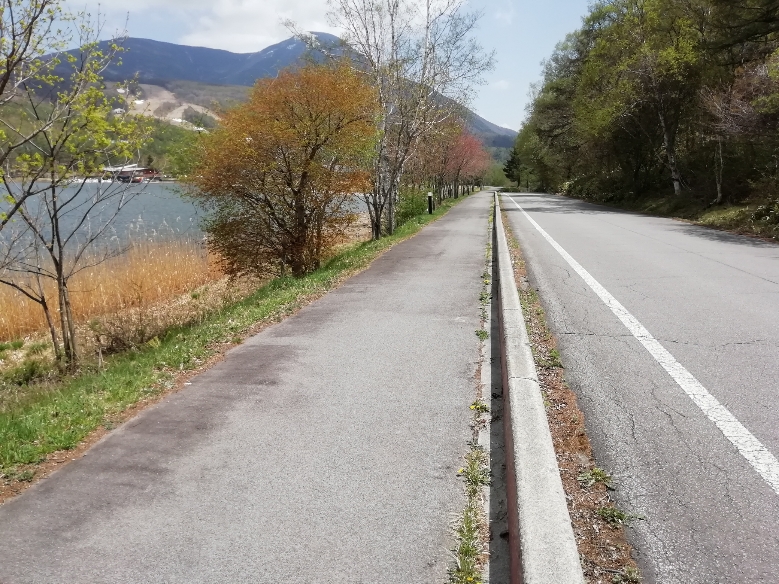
top-left (0, 194), bottom-right (491, 583)
top-left (502, 192), bottom-right (779, 583)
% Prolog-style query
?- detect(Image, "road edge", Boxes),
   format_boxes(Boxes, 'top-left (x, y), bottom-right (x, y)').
top-left (494, 192), bottom-right (585, 584)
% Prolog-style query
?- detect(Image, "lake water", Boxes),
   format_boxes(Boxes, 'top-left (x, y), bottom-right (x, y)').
top-left (100, 183), bottom-right (204, 241)
top-left (0, 183), bottom-right (204, 247)
top-left (1, 182), bottom-right (369, 250)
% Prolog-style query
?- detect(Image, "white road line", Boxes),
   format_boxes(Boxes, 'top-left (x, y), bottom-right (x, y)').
top-left (505, 195), bottom-right (779, 496)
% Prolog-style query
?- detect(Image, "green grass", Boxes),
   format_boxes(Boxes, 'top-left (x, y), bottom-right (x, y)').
top-left (577, 466), bottom-right (613, 489)
top-left (596, 506), bottom-right (645, 526)
top-left (451, 447), bottom-right (489, 584)
top-left (0, 340), bottom-right (25, 351)
top-left (25, 342), bottom-right (49, 357)
top-left (0, 195), bottom-right (469, 473)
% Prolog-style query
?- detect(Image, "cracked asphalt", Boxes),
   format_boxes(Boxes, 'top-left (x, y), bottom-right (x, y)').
top-left (0, 193), bottom-right (491, 583)
top-left (502, 193), bottom-right (779, 583)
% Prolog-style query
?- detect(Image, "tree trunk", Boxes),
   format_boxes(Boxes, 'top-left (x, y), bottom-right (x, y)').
top-left (366, 194), bottom-right (382, 241)
top-left (291, 191), bottom-right (308, 276)
top-left (58, 278), bottom-right (75, 366)
top-left (714, 137), bottom-right (724, 204)
top-left (36, 275), bottom-right (62, 362)
top-left (658, 109), bottom-right (683, 196)
top-left (63, 284), bottom-right (78, 365)
top-left (386, 174), bottom-right (401, 236)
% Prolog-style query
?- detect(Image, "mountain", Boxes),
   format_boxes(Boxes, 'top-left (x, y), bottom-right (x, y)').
top-left (91, 34), bottom-right (516, 147)
top-left (467, 114), bottom-right (516, 148)
top-left (100, 33), bottom-right (343, 87)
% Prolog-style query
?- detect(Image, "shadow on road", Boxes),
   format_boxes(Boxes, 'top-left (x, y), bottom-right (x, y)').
top-left (501, 192), bottom-right (779, 250)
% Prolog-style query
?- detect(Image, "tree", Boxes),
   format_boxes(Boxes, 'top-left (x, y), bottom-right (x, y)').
top-left (710, 0), bottom-right (779, 48)
top-left (190, 63), bottom-right (379, 278)
top-left (577, 0), bottom-right (705, 196)
top-left (513, 0), bottom-right (779, 210)
top-left (0, 2), bottom-right (128, 230)
top-left (445, 130), bottom-right (490, 196)
top-left (0, 33), bottom-right (151, 366)
top-left (328, 0), bottom-right (494, 238)
top-left (503, 146), bottom-right (522, 187)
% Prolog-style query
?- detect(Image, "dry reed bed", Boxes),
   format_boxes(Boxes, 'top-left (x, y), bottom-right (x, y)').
top-left (0, 239), bottom-right (223, 342)
top-left (0, 213), bottom-right (371, 362)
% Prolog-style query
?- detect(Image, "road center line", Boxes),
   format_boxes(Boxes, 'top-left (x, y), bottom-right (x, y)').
top-left (505, 195), bottom-right (779, 496)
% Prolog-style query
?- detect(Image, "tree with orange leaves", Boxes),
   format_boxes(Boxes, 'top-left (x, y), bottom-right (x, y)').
top-left (190, 63), bottom-right (379, 278)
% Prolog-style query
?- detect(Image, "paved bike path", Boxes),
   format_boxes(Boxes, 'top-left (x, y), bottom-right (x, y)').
top-left (0, 193), bottom-right (491, 583)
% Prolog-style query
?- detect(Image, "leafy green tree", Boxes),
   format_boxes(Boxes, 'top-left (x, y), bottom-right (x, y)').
top-left (0, 31), bottom-right (151, 366)
top-left (514, 0), bottom-right (779, 205)
top-left (503, 146), bottom-right (521, 187)
top-left (0, 2), bottom-right (128, 230)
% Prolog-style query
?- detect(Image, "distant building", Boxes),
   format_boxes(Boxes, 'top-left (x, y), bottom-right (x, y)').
top-left (101, 164), bottom-right (161, 183)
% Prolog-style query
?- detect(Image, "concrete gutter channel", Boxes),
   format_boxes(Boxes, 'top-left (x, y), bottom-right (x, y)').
top-left (493, 192), bottom-right (585, 584)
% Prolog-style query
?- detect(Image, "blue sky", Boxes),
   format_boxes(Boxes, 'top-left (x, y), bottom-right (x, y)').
top-left (77, 0), bottom-right (592, 131)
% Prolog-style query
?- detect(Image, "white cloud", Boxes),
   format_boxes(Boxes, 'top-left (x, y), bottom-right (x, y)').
top-left (179, 0), bottom-right (336, 52)
top-left (69, 0), bottom-right (338, 52)
top-left (491, 79), bottom-right (510, 90)
top-left (491, 0), bottom-right (516, 26)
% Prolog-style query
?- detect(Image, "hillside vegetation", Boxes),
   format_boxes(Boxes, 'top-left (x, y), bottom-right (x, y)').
top-left (507, 0), bottom-right (779, 239)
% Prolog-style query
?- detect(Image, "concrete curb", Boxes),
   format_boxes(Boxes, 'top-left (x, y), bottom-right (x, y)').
top-left (494, 192), bottom-right (585, 584)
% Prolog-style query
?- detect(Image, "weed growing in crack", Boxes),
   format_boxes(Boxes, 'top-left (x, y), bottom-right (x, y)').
top-left (450, 498), bottom-right (484, 584)
top-left (450, 448), bottom-right (489, 584)
top-left (459, 448), bottom-right (490, 491)
top-left (597, 506), bottom-right (645, 526)
top-left (578, 467), bottom-right (613, 489)
top-left (469, 400), bottom-right (489, 414)
top-left (475, 329), bottom-right (489, 341)
top-left (612, 566), bottom-right (642, 583)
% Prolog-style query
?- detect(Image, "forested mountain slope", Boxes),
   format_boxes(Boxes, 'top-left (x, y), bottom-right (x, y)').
top-left (83, 34), bottom-right (515, 148)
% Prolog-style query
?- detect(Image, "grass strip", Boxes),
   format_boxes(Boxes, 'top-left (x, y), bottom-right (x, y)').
top-left (451, 444), bottom-right (490, 584)
top-left (0, 195), bottom-right (468, 475)
top-left (449, 205), bottom-right (493, 584)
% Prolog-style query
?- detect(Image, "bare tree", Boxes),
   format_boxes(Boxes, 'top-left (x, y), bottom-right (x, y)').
top-left (328, 0), bottom-right (494, 238)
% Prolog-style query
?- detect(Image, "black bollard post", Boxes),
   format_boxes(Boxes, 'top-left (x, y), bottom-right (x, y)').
top-left (427, 192), bottom-right (433, 214)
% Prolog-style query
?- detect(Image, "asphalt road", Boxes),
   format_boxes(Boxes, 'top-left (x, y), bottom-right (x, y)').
top-left (0, 193), bottom-right (491, 583)
top-left (502, 192), bottom-right (779, 584)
